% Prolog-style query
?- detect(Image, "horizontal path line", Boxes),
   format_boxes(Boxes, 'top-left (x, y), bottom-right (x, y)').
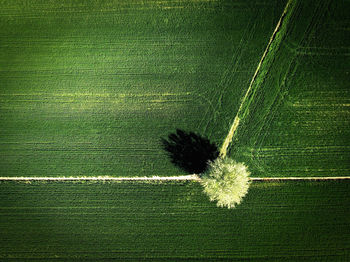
top-left (0, 175), bottom-right (201, 181)
top-left (250, 177), bottom-right (350, 181)
top-left (0, 176), bottom-right (349, 181)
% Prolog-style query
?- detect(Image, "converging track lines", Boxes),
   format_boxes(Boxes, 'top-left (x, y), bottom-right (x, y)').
top-left (219, 0), bottom-right (295, 157)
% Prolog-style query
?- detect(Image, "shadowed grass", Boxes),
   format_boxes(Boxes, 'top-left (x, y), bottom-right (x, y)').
top-left (161, 129), bottom-right (219, 174)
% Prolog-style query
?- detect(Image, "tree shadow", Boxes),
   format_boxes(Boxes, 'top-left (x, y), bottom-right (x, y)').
top-left (161, 129), bottom-right (219, 175)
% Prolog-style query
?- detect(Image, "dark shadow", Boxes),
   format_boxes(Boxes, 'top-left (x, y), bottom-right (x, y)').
top-left (161, 129), bottom-right (219, 175)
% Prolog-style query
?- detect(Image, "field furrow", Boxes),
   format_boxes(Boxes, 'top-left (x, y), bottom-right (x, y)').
top-left (0, 0), bottom-right (287, 177)
top-left (229, 0), bottom-right (350, 177)
top-left (0, 180), bottom-right (349, 261)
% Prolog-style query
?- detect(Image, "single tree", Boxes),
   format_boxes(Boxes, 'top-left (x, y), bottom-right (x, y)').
top-left (201, 157), bottom-right (250, 208)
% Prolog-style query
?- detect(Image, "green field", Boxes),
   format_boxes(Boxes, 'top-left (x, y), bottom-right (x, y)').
top-left (0, 0), bottom-right (349, 260)
top-left (0, 0), bottom-right (287, 177)
top-left (0, 180), bottom-right (349, 261)
top-left (229, 0), bottom-right (350, 177)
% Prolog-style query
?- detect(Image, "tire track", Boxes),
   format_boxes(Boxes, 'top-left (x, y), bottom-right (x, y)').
top-left (219, 0), bottom-right (295, 158)
top-left (251, 0), bottom-right (333, 175)
top-left (198, 10), bottom-right (258, 136)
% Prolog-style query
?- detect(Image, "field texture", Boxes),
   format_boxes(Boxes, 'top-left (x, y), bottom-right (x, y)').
top-left (228, 0), bottom-right (350, 177)
top-left (0, 0), bottom-right (287, 177)
top-left (0, 180), bottom-right (349, 261)
top-left (1, 0), bottom-right (349, 260)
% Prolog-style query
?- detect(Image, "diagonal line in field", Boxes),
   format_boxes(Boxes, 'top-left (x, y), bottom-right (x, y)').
top-left (0, 176), bottom-right (350, 181)
top-left (219, 0), bottom-right (294, 158)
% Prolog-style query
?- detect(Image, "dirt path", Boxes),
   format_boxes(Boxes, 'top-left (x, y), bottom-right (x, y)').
top-left (0, 175), bottom-right (201, 181)
top-left (0, 175), bottom-right (349, 181)
top-left (219, 0), bottom-right (294, 157)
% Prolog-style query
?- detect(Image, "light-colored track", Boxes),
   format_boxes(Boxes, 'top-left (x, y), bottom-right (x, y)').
top-left (0, 175), bottom-right (201, 181)
top-left (219, 0), bottom-right (294, 157)
top-left (250, 177), bottom-right (350, 181)
top-left (0, 176), bottom-right (349, 181)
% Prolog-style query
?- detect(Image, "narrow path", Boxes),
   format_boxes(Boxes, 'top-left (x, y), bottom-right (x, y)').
top-left (0, 175), bottom-right (201, 181)
top-left (0, 176), bottom-right (349, 181)
top-left (219, 0), bottom-right (294, 157)
top-left (250, 177), bottom-right (350, 181)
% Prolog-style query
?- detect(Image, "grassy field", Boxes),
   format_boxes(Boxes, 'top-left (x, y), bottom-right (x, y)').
top-left (0, 180), bottom-right (349, 261)
top-left (1, 0), bottom-right (349, 260)
top-left (0, 0), bottom-right (287, 177)
top-left (228, 0), bottom-right (350, 177)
